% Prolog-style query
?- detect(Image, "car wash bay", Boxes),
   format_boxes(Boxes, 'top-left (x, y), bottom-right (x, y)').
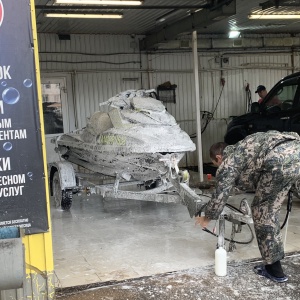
top-left (43, 36), bottom-right (300, 295)
top-left (33, 0), bottom-right (300, 298)
top-left (50, 176), bottom-right (300, 295)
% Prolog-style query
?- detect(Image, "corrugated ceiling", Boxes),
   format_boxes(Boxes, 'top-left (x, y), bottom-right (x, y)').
top-left (35, 0), bottom-right (300, 36)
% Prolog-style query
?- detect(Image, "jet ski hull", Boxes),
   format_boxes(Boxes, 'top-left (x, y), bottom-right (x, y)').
top-left (54, 89), bottom-right (195, 181)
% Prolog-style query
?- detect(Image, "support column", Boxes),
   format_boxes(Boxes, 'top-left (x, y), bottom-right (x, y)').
top-left (192, 31), bottom-right (204, 182)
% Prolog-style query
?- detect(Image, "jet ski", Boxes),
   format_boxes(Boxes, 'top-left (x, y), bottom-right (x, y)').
top-left (54, 89), bottom-right (196, 182)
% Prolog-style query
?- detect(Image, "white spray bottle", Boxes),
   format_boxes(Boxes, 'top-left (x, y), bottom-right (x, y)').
top-left (215, 214), bottom-right (227, 276)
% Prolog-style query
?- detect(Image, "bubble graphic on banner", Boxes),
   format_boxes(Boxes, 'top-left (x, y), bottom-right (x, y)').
top-left (27, 172), bottom-right (33, 180)
top-left (23, 79), bottom-right (33, 88)
top-left (2, 87), bottom-right (20, 104)
top-left (1, 81), bottom-right (7, 87)
top-left (3, 142), bottom-right (12, 151)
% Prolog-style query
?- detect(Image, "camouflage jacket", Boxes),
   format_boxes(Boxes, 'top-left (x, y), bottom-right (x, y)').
top-left (205, 130), bottom-right (300, 220)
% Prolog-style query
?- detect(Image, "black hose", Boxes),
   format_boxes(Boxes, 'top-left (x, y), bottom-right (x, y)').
top-left (281, 190), bottom-right (293, 230)
top-left (202, 189), bottom-right (292, 244)
top-left (202, 225), bottom-right (254, 245)
top-left (202, 202), bottom-right (255, 245)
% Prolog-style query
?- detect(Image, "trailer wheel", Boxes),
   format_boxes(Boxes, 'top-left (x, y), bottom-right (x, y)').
top-left (52, 171), bottom-right (73, 210)
top-left (61, 190), bottom-right (72, 210)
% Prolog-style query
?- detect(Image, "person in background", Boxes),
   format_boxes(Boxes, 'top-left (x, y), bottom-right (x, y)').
top-left (255, 85), bottom-right (268, 104)
top-left (195, 130), bottom-right (300, 283)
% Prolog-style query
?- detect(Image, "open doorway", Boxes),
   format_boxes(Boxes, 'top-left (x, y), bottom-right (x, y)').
top-left (41, 76), bottom-right (73, 163)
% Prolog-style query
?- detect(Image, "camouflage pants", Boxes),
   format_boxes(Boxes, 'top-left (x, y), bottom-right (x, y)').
top-left (251, 141), bottom-right (300, 265)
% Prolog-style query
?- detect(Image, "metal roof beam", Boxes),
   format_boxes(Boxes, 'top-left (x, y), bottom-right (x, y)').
top-left (140, 0), bottom-right (236, 51)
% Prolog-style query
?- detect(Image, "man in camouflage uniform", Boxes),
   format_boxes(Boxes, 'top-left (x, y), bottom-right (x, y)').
top-left (196, 130), bottom-right (300, 283)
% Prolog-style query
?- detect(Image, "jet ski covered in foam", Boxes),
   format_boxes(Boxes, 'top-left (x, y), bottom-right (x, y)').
top-left (55, 89), bottom-right (195, 182)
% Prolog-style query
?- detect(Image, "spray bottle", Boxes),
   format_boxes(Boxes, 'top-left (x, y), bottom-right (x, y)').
top-left (215, 213), bottom-right (227, 276)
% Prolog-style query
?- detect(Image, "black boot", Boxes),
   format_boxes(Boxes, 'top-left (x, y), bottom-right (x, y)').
top-left (265, 260), bottom-right (285, 278)
top-left (254, 261), bottom-right (288, 283)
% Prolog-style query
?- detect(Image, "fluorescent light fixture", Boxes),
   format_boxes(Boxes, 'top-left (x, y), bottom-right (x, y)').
top-left (44, 12), bottom-right (123, 18)
top-left (228, 30), bottom-right (240, 38)
top-left (248, 14), bottom-right (300, 19)
top-left (54, 0), bottom-right (142, 5)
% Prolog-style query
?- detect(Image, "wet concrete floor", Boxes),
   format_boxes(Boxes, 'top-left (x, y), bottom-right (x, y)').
top-left (51, 170), bottom-right (300, 296)
top-left (52, 190), bottom-right (300, 288)
top-left (56, 252), bottom-right (300, 300)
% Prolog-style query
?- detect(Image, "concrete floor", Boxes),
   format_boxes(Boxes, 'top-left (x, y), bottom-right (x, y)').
top-left (56, 253), bottom-right (300, 299)
top-left (51, 177), bottom-right (300, 292)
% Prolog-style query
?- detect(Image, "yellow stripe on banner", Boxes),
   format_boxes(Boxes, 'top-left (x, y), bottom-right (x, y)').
top-left (23, 0), bottom-right (54, 274)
